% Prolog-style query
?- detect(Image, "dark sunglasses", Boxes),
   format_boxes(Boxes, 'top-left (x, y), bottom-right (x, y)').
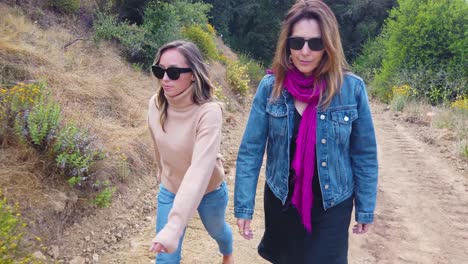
top-left (287, 37), bottom-right (324, 51)
top-left (151, 65), bottom-right (192, 80)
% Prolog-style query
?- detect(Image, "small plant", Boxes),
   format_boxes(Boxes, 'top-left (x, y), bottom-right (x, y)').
top-left (0, 191), bottom-right (42, 263)
top-left (115, 148), bottom-right (130, 182)
top-left (0, 82), bottom-right (43, 131)
top-left (14, 97), bottom-right (61, 150)
top-left (53, 123), bottom-right (104, 186)
top-left (451, 97), bottom-right (468, 112)
top-left (239, 54), bottom-right (265, 87)
top-left (92, 184), bottom-right (115, 208)
top-left (226, 60), bottom-right (250, 96)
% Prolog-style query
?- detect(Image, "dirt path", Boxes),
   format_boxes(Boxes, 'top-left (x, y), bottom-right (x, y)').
top-left (96, 102), bottom-right (467, 264)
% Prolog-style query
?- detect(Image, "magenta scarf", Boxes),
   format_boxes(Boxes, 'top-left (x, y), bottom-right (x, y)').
top-left (284, 67), bottom-right (326, 232)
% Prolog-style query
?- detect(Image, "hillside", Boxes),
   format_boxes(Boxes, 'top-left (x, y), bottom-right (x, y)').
top-left (0, 3), bottom-right (246, 262)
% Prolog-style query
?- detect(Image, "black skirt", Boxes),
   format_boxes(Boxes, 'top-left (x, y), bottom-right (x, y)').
top-left (258, 183), bottom-right (353, 264)
top-left (258, 109), bottom-right (353, 264)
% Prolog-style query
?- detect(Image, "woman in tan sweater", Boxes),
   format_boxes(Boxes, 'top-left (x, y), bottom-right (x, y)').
top-left (148, 40), bottom-right (233, 264)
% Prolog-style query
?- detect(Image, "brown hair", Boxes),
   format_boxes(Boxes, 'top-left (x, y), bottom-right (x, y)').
top-left (271, 0), bottom-right (349, 108)
top-left (153, 40), bottom-right (215, 131)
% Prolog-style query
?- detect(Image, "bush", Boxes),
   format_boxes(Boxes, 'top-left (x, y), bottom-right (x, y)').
top-left (53, 123), bottom-right (104, 186)
top-left (49, 0), bottom-right (81, 13)
top-left (92, 185), bottom-right (115, 208)
top-left (15, 98), bottom-right (61, 150)
top-left (93, 13), bottom-right (146, 61)
top-left (238, 54), bottom-right (265, 87)
top-left (182, 25), bottom-right (218, 60)
top-left (373, 0), bottom-right (467, 105)
top-left (226, 60), bottom-right (250, 96)
top-left (0, 191), bottom-right (42, 264)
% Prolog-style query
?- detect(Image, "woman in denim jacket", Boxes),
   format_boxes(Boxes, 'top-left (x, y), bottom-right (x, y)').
top-left (234, 0), bottom-right (378, 263)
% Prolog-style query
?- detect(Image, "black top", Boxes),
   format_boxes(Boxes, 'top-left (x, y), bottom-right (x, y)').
top-left (288, 108), bottom-right (323, 206)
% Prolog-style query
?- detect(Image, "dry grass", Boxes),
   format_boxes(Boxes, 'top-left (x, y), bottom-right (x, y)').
top-left (0, 3), bottom-right (159, 240)
top-left (398, 100), bottom-right (468, 160)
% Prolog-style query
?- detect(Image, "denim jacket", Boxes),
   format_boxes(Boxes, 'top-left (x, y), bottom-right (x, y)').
top-left (234, 73), bottom-right (378, 224)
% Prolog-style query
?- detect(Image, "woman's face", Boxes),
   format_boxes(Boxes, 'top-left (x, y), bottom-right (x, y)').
top-left (289, 18), bottom-right (325, 76)
top-left (158, 48), bottom-right (194, 97)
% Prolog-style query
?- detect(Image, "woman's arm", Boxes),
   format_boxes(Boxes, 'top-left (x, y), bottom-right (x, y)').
top-left (234, 75), bottom-right (273, 220)
top-left (350, 80), bottom-right (378, 225)
top-left (152, 103), bottom-right (223, 253)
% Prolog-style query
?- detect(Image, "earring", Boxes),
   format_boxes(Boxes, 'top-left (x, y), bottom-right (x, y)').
top-left (288, 54), bottom-right (293, 64)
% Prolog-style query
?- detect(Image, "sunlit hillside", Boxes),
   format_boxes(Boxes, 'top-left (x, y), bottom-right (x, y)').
top-left (0, 4), bottom-right (244, 260)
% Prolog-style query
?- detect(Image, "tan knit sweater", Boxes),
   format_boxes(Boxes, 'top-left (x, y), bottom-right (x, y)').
top-left (147, 85), bottom-right (225, 253)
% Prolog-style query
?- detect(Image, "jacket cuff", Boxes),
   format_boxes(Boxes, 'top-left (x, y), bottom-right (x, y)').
top-left (234, 208), bottom-right (253, 220)
top-left (355, 211), bottom-right (374, 224)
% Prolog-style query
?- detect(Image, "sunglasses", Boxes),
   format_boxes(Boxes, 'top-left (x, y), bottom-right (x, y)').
top-left (287, 37), bottom-right (324, 51)
top-left (151, 65), bottom-right (192, 80)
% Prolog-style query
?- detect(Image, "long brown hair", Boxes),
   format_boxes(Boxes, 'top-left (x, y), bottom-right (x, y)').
top-left (153, 40), bottom-right (216, 131)
top-left (271, 0), bottom-right (349, 108)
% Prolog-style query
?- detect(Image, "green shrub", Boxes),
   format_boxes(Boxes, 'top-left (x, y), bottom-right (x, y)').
top-left (373, 0), bottom-right (467, 105)
top-left (53, 124), bottom-right (104, 186)
top-left (238, 54), bottom-right (265, 87)
top-left (49, 0), bottom-right (80, 13)
top-left (0, 192), bottom-right (42, 264)
top-left (226, 60), bottom-right (250, 96)
top-left (182, 25), bottom-right (218, 60)
top-left (93, 13), bottom-right (146, 60)
top-left (92, 181), bottom-right (115, 208)
top-left (17, 98), bottom-right (61, 150)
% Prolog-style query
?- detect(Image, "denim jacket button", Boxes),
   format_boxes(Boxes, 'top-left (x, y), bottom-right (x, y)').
top-left (320, 114), bottom-right (325, 120)
top-left (344, 116), bottom-right (349, 122)
top-left (321, 161), bottom-right (327, 167)
top-left (324, 184), bottom-right (329, 189)
top-left (321, 138), bottom-right (326, 144)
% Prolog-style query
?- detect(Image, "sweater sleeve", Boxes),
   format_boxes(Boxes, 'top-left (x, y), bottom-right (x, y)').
top-left (153, 103), bottom-right (223, 253)
top-left (148, 96), bottom-right (162, 181)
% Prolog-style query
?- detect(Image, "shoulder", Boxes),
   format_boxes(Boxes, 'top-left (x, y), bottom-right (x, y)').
top-left (342, 72), bottom-right (366, 96)
top-left (148, 93), bottom-right (158, 110)
top-left (148, 94), bottom-right (160, 118)
top-left (197, 101), bottom-right (223, 125)
top-left (258, 74), bottom-right (275, 91)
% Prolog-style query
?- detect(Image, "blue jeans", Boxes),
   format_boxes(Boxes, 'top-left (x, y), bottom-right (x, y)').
top-left (156, 181), bottom-right (233, 263)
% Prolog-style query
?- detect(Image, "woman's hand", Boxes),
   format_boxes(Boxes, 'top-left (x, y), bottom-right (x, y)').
top-left (352, 222), bottom-right (371, 234)
top-left (149, 239), bottom-right (168, 253)
top-left (236, 218), bottom-right (254, 240)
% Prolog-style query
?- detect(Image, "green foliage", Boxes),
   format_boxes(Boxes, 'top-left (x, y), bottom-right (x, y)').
top-left (182, 25), bottom-right (218, 60)
top-left (94, 0), bottom-right (212, 66)
top-left (53, 124), bottom-right (104, 185)
top-left (48, 0), bottom-right (81, 13)
top-left (226, 60), bottom-right (250, 96)
top-left (352, 35), bottom-right (385, 87)
top-left (328, 0), bottom-right (397, 61)
top-left (0, 192), bottom-right (42, 264)
top-left (19, 98), bottom-right (61, 150)
top-left (373, 0), bottom-right (467, 105)
top-left (238, 54), bottom-right (264, 87)
top-left (91, 181), bottom-right (115, 208)
top-left (93, 12), bottom-right (146, 60)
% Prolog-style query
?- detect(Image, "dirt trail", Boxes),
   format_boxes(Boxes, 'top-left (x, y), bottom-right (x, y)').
top-left (97, 102), bottom-right (467, 264)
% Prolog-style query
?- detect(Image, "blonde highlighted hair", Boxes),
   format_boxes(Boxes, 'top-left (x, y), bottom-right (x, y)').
top-left (153, 40), bottom-right (216, 131)
top-left (271, 0), bottom-right (349, 108)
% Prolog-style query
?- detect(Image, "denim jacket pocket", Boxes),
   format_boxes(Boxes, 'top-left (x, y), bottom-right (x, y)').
top-left (330, 109), bottom-right (358, 144)
top-left (266, 103), bottom-right (288, 137)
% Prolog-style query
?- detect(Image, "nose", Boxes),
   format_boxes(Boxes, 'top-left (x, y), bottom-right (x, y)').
top-left (301, 43), bottom-right (312, 55)
top-left (162, 71), bottom-right (170, 81)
